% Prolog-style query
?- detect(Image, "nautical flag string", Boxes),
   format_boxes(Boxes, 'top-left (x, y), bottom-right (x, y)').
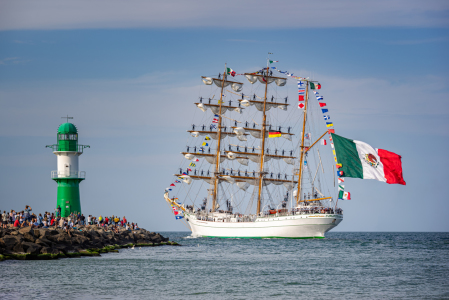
top-left (298, 80), bottom-right (305, 109)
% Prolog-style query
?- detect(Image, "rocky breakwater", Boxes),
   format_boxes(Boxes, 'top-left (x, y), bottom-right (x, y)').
top-left (0, 226), bottom-right (179, 261)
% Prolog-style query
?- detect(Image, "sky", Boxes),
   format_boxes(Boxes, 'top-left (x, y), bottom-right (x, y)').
top-left (0, 0), bottom-right (448, 232)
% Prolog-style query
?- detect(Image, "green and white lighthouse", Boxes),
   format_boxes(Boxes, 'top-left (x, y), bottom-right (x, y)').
top-left (46, 116), bottom-right (90, 218)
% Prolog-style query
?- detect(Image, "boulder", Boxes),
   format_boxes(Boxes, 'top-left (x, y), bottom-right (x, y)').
top-left (72, 235), bottom-right (89, 246)
top-left (35, 229), bottom-right (52, 239)
top-left (22, 242), bottom-right (42, 255)
top-left (53, 244), bottom-right (70, 253)
top-left (12, 243), bottom-right (25, 253)
top-left (2, 235), bottom-right (23, 250)
top-left (35, 238), bottom-right (52, 247)
top-left (40, 247), bottom-right (52, 254)
top-left (18, 227), bottom-right (34, 236)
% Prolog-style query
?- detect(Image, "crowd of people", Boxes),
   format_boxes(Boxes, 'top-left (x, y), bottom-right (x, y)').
top-left (1, 205), bottom-right (141, 234)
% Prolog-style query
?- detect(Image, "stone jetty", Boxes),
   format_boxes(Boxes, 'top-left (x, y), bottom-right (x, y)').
top-left (0, 226), bottom-right (179, 261)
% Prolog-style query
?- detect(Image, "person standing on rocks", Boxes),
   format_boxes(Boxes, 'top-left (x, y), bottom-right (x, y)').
top-left (2, 211), bottom-right (8, 228)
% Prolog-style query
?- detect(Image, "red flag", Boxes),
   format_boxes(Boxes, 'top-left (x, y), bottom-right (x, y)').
top-left (298, 95), bottom-right (304, 101)
top-left (298, 103), bottom-right (305, 109)
top-left (319, 103), bottom-right (326, 107)
top-left (170, 183), bottom-right (175, 187)
top-left (316, 83), bottom-right (321, 89)
top-left (328, 129), bottom-right (335, 134)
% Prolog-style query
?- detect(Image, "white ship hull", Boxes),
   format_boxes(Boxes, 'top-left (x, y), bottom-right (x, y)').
top-left (185, 213), bottom-right (343, 239)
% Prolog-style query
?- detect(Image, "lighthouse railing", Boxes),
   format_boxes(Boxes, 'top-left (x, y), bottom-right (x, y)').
top-left (51, 170), bottom-right (86, 179)
top-left (46, 144), bottom-right (90, 153)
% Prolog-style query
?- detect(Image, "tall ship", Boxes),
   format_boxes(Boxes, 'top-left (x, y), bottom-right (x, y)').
top-left (164, 59), bottom-right (345, 238)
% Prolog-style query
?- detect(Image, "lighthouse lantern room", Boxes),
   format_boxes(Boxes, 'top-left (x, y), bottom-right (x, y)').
top-left (46, 116), bottom-right (90, 218)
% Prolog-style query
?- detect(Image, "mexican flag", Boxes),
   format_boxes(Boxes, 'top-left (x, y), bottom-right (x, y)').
top-left (227, 68), bottom-right (236, 77)
top-left (331, 133), bottom-right (406, 185)
top-left (338, 190), bottom-right (351, 200)
top-left (310, 82), bottom-right (322, 90)
top-left (269, 60), bottom-right (279, 64)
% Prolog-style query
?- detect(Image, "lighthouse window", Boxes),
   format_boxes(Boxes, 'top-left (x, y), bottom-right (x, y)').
top-left (58, 134), bottom-right (77, 140)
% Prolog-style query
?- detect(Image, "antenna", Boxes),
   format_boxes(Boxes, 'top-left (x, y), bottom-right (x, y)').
top-left (62, 115), bottom-right (73, 123)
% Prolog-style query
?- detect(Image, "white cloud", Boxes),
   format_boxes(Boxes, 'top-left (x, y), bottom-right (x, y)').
top-left (0, 0), bottom-right (448, 31)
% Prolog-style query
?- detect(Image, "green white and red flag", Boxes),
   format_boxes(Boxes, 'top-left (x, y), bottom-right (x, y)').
top-left (269, 60), bottom-right (279, 64)
top-left (338, 190), bottom-right (351, 200)
top-left (227, 68), bottom-right (236, 77)
top-left (331, 133), bottom-right (406, 185)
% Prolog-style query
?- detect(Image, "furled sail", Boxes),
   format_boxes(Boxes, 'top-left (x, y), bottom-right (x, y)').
top-left (188, 131), bottom-right (248, 140)
top-left (238, 99), bottom-right (288, 111)
top-left (202, 77), bottom-right (243, 92)
top-left (244, 74), bottom-right (287, 86)
top-left (196, 103), bottom-right (243, 114)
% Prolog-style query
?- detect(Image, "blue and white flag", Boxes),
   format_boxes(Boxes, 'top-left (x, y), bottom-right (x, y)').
top-left (298, 89), bottom-right (305, 95)
top-left (214, 114), bottom-right (219, 118)
top-left (324, 115), bottom-right (330, 120)
top-left (313, 91), bottom-right (319, 95)
top-left (175, 216), bottom-right (184, 220)
top-left (316, 96), bottom-right (323, 101)
top-left (298, 81), bottom-right (305, 87)
top-left (211, 124), bottom-right (217, 129)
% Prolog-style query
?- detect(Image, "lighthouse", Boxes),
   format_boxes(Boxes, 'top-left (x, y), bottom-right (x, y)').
top-left (46, 116), bottom-right (90, 218)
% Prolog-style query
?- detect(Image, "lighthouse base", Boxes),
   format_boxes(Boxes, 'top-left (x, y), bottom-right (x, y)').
top-left (53, 178), bottom-right (84, 218)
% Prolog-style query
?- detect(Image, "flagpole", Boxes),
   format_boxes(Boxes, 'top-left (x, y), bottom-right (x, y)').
top-left (212, 64), bottom-right (227, 212)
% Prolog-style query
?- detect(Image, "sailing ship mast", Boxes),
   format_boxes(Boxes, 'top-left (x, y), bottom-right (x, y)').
top-left (296, 81), bottom-right (309, 206)
top-left (212, 64), bottom-right (228, 212)
top-left (256, 59), bottom-right (270, 214)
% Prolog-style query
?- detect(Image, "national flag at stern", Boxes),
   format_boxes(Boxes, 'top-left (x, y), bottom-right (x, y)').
top-left (269, 131), bottom-right (282, 138)
top-left (331, 133), bottom-right (406, 185)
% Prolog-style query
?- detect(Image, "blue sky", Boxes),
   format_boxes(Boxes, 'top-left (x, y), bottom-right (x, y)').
top-left (0, 0), bottom-right (448, 232)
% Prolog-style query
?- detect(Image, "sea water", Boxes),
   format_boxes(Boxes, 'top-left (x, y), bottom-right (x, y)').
top-left (0, 232), bottom-right (448, 299)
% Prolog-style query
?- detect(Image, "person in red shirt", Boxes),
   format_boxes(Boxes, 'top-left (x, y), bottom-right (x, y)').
top-left (50, 218), bottom-right (55, 226)
top-left (14, 218), bottom-right (20, 227)
top-left (123, 216), bottom-right (127, 224)
top-left (104, 217), bottom-right (109, 226)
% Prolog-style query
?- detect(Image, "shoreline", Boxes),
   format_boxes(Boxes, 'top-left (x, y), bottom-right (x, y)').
top-left (0, 226), bottom-right (180, 261)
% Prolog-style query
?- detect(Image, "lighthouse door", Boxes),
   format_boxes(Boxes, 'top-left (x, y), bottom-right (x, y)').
top-left (65, 164), bottom-right (70, 177)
